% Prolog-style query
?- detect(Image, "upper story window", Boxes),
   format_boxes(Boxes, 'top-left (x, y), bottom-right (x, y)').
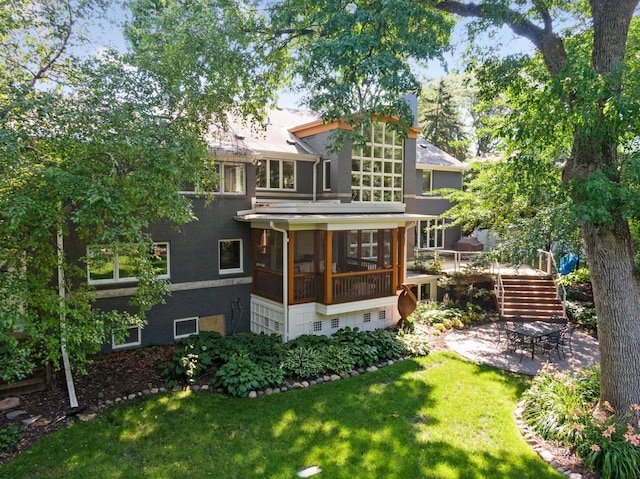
top-left (323, 160), bottom-right (331, 191)
top-left (180, 163), bottom-right (245, 195)
top-left (256, 158), bottom-right (295, 190)
top-left (88, 242), bottom-right (169, 284)
top-left (351, 122), bottom-right (403, 203)
top-left (422, 170), bottom-right (432, 194)
top-left (214, 163), bottom-right (245, 194)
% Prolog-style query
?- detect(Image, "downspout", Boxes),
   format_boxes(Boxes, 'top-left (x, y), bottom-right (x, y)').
top-left (312, 156), bottom-right (321, 202)
top-left (270, 221), bottom-right (289, 340)
top-left (57, 230), bottom-right (78, 409)
top-left (405, 222), bottom-right (417, 281)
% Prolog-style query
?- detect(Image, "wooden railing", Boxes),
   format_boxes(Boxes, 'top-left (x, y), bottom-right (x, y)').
top-left (253, 268), bottom-right (283, 302)
top-left (332, 270), bottom-right (393, 303)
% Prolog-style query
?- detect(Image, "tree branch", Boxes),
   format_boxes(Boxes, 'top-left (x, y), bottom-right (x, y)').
top-left (430, 0), bottom-right (568, 75)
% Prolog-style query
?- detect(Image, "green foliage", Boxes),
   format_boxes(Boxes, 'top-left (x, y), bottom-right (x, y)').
top-left (522, 364), bottom-right (600, 443)
top-left (558, 267), bottom-right (591, 287)
top-left (565, 300), bottom-right (598, 335)
top-left (419, 76), bottom-right (470, 159)
top-left (396, 330), bottom-right (431, 357)
top-left (320, 344), bottom-right (356, 374)
top-left (0, 424), bottom-right (22, 458)
top-left (213, 353), bottom-right (285, 398)
top-left (523, 365), bottom-right (640, 479)
top-left (281, 347), bottom-right (325, 379)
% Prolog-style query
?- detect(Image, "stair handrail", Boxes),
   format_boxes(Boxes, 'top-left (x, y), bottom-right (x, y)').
top-left (537, 249), bottom-right (567, 318)
top-left (492, 259), bottom-right (505, 316)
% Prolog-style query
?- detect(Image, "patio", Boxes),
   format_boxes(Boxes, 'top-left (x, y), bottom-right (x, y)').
top-left (444, 322), bottom-right (600, 375)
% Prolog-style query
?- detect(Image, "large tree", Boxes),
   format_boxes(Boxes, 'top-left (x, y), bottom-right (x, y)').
top-left (0, 0), bottom-right (285, 385)
top-left (264, 0), bottom-right (640, 414)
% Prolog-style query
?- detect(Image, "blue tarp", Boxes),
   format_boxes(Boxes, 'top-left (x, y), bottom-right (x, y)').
top-left (558, 253), bottom-right (578, 275)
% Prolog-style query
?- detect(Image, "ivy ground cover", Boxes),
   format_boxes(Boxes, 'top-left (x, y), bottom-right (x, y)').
top-left (0, 352), bottom-right (564, 479)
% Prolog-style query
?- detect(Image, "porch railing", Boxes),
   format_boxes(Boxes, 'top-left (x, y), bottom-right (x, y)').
top-left (332, 269), bottom-right (393, 303)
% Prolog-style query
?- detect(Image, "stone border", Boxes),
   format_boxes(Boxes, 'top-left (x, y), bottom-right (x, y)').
top-left (515, 401), bottom-right (585, 479)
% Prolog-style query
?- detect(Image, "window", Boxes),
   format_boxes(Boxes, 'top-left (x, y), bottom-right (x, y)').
top-left (256, 158), bottom-right (295, 190)
top-left (180, 163), bottom-right (245, 194)
top-left (219, 239), bottom-right (243, 274)
top-left (363, 312), bottom-right (371, 323)
top-left (88, 242), bottom-right (169, 284)
top-left (422, 170), bottom-right (432, 194)
top-left (323, 160), bottom-right (331, 191)
top-left (331, 318), bottom-right (339, 329)
top-left (214, 163), bottom-right (245, 194)
top-left (112, 326), bottom-right (142, 349)
top-left (174, 317), bottom-right (199, 340)
top-left (416, 219), bottom-right (446, 249)
top-left (313, 321), bottom-right (322, 332)
top-left (351, 122), bottom-right (403, 202)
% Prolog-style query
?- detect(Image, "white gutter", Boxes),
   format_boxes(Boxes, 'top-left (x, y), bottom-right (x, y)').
top-left (57, 230), bottom-right (78, 409)
top-left (270, 221), bottom-right (289, 340)
top-left (405, 222), bottom-right (417, 283)
top-left (312, 157), bottom-right (321, 202)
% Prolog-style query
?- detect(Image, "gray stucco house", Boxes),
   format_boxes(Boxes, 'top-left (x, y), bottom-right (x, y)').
top-left (80, 106), bottom-right (466, 350)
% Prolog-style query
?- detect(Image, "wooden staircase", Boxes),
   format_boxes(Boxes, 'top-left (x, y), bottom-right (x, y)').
top-left (497, 275), bottom-right (565, 321)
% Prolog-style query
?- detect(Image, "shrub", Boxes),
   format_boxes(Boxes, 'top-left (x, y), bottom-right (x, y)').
top-left (565, 300), bottom-right (598, 335)
top-left (281, 347), bottom-right (324, 379)
top-left (523, 365), bottom-right (640, 479)
top-left (285, 333), bottom-right (331, 351)
top-left (212, 353), bottom-right (283, 398)
top-left (0, 424), bottom-right (22, 458)
top-left (349, 343), bottom-right (379, 368)
top-left (396, 330), bottom-right (430, 356)
top-left (521, 364), bottom-right (600, 443)
top-left (321, 344), bottom-right (356, 374)
top-left (576, 403), bottom-right (640, 479)
top-left (363, 329), bottom-right (403, 360)
top-left (558, 267), bottom-right (591, 287)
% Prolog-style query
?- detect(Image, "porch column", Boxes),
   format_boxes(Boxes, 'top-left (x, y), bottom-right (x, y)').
top-left (287, 231), bottom-right (295, 305)
top-left (324, 230), bottom-right (333, 303)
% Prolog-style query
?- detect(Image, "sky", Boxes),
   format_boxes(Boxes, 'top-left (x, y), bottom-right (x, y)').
top-left (86, 4), bottom-right (534, 110)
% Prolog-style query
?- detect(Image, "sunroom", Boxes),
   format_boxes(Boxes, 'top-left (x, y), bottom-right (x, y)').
top-left (236, 202), bottom-right (425, 340)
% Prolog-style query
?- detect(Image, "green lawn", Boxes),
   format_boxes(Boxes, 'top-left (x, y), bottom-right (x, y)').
top-left (0, 352), bottom-right (565, 479)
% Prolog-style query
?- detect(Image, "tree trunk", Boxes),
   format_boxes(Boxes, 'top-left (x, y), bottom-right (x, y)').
top-left (582, 219), bottom-right (640, 413)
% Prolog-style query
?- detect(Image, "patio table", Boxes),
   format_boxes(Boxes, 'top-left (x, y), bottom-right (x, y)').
top-left (505, 321), bottom-right (566, 360)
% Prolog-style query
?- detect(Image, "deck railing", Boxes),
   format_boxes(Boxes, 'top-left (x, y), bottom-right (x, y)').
top-left (493, 259), bottom-right (506, 316)
top-left (331, 270), bottom-right (393, 303)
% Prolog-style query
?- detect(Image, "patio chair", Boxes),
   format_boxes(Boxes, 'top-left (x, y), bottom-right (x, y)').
top-left (504, 329), bottom-right (529, 362)
top-left (559, 326), bottom-right (575, 356)
top-left (541, 329), bottom-right (564, 359)
top-left (548, 315), bottom-right (567, 325)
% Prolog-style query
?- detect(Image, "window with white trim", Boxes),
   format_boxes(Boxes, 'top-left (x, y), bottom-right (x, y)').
top-left (323, 160), bottom-right (331, 191)
top-left (351, 122), bottom-right (403, 202)
top-left (214, 163), bottom-right (245, 194)
top-left (422, 170), bottom-right (432, 194)
top-left (416, 219), bottom-right (446, 249)
top-left (174, 317), bottom-right (199, 340)
top-left (180, 163), bottom-right (245, 194)
top-left (112, 326), bottom-right (142, 349)
top-left (88, 243), bottom-right (169, 284)
top-left (256, 158), bottom-right (295, 190)
top-left (219, 239), bottom-right (243, 274)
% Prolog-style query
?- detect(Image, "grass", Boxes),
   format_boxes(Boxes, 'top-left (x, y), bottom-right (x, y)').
top-left (0, 352), bottom-right (565, 479)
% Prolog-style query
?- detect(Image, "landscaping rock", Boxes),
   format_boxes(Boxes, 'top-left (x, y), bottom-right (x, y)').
top-left (201, 385), bottom-right (209, 391)
top-left (366, 366), bottom-right (378, 373)
top-left (330, 374), bottom-right (341, 381)
top-left (21, 415), bottom-right (41, 426)
top-left (6, 410), bottom-right (27, 420)
top-left (301, 381), bottom-right (310, 388)
top-left (315, 377), bottom-right (324, 384)
top-left (292, 382), bottom-right (303, 389)
top-left (191, 385), bottom-right (201, 392)
top-left (340, 372), bottom-right (350, 379)
top-left (0, 397), bottom-right (20, 411)
top-left (323, 375), bottom-right (331, 382)
top-left (350, 370), bottom-right (359, 377)
top-left (150, 387), bottom-right (159, 394)
top-left (248, 391), bottom-right (257, 398)
top-left (265, 388), bottom-right (274, 396)
top-left (128, 393), bottom-right (137, 400)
